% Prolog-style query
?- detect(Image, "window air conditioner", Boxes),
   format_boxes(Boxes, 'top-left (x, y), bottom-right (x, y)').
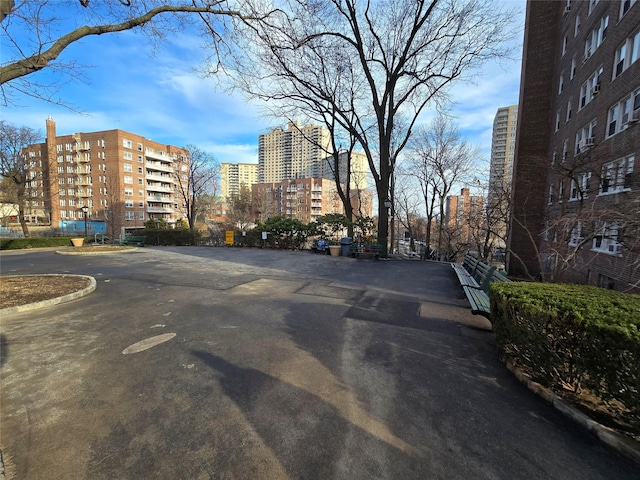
top-left (584, 137), bottom-right (595, 147)
top-left (577, 139), bottom-right (585, 151)
top-left (630, 109), bottom-right (640, 123)
top-left (592, 84), bottom-right (601, 95)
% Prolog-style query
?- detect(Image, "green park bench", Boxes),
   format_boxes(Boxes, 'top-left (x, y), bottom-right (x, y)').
top-left (451, 253), bottom-right (510, 318)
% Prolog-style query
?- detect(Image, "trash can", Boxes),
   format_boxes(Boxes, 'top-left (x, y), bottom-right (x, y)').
top-left (340, 237), bottom-right (352, 257)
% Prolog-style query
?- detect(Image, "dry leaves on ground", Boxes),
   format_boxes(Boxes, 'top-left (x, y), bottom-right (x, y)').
top-left (0, 275), bottom-right (91, 309)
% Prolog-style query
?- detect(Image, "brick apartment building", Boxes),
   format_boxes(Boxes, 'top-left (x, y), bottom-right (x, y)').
top-left (445, 188), bottom-right (484, 246)
top-left (23, 117), bottom-right (189, 236)
top-left (252, 177), bottom-right (373, 224)
top-left (509, 0), bottom-right (639, 291)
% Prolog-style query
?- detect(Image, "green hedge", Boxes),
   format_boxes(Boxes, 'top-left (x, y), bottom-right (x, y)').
top-left (490, 282), bottom-right (640, 430)
top-left (0, 237), bottom-right (88, 250)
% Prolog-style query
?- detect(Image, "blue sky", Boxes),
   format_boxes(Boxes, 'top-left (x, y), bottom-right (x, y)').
top-left (1, 1), bottom-right (525, 167)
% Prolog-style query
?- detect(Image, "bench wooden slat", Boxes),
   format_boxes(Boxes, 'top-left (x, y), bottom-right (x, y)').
top-left (453, 254), bottom-right (511, 319)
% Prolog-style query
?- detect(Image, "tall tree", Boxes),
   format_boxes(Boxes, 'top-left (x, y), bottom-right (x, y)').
top-left (409, 115), bottom-right (477, 258)
top-left (0, 120), bottom-right (41, 237)
top-left (224, 0), bottom-right (514, 256)
top-left (1, 0), bottom-right (266, 106)
top-left (174, 145), bottom-right (218, 233)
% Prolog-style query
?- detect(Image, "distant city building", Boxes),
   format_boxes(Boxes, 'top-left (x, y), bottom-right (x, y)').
top-left (258, 122), bottom-right (332, 183)
top-left (21, 117), bottom-right (189, 235)
top-left (220, 162), bottom-right (258, 200)
top-left (445, 187), bottom-right (484, 245)
top-left (488, 105), bottom-right (518, 247)
top-left (252, 177), bottom-right (373, 224)
top-left (509, 1), bottom-right (640, 291)
top-left (319, 151), bottom-right (369, 190)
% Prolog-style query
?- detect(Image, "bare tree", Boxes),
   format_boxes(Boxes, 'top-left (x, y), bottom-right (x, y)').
top-left (103, 174), bottom-right (125, 240)
top-left (408, 115), bottom-right (477, 259)
top-left (225, 184), bottom-right (255, 232)
top-left (1, 0), bottom-right (266, 106)
top-left (224, 0), bottom-right (515, 256)
top-left (0, 120), bottom-right (42, 237)
top-left (174, 145), bottom-right (218, 233)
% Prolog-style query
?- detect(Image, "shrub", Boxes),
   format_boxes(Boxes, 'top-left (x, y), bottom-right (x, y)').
top-left (490, 282), bottom-right (640, 430)
top-left (1, 237), bottom-right (87, 250)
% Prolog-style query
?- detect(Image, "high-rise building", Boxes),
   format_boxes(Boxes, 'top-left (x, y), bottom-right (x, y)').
top-left (319, 151), bottom-right (369, 190)
top-left (22, 117), bottom-right (189, 236)
top-left (488, 105), bottom-right (519, 247)
top-left (258, 122), bottom-right (332, 183)
top-left (509, 1), bottom-right (639, 291)
top-left (220, 162), bottom-right (258, 200)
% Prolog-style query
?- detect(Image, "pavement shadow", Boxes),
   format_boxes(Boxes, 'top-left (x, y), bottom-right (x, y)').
top-left (0, 333), bottom-right (7, 369)
top-left (191, 349), bottom-right (422, 478)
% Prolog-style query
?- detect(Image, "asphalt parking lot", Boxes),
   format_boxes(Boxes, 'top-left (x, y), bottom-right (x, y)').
top-left (1, 247), bottom-right (638, 479)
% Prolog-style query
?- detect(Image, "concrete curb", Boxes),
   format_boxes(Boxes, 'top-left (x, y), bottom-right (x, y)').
top-left (55, 247), bottom-right (137, 256)
top-left (506, 361), bottom-right (640, 464)
top-left (0, 274), bottom-right (97, 315)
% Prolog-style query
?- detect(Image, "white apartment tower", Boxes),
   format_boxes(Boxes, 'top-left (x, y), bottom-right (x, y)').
top-left (220, 162), bottom-right (258, 200)
top-left (488, 105), bottom-right (519, 245)
top-left (258, 122), bottom-right (332, 183)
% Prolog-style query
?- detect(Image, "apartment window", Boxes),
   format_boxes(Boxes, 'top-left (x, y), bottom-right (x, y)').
top-left (558, 74), bottom-right (565, 94)
top-left (138, 155), bottom-right (143, 163)
top-left (592, 222), bottom-right (623, 255)
top-left (123, 152), bottom-right (133, 161)
top-left (67, 178), bottom-right (74, 184)
top-left (562, 139), bottom-right (569, 162)
top-left (570, 172), bottom-right (591, 200)
top-left (137, 143), bottom-right (143, 151)
top-left (138, 178), bottom-right (143, 185)
top-left (575, 119), bottom-right (597, 154)
top-left (568, 221), bottom-right (584, 247)
top-left (67, 165), bottom-right (74, 173)
top-left (607, 90), bottom-right (640, 137)
top-left (57, 166), bottom-right (64, 174)
top-left (600, 156), bottom-right (634, 194)
top-left (65, 143), bottom-right (73, 151)
top-left (138, 212), bottom-right (145, 220)
top-left (124, 188), bottom-right (134, 196)
top-left (68, 199), bottom-right (75, 207)
top-left (66, 155), bottom-right (73, 163)
top-left (58, 178), bottom-right (65, 185)
top-left (613, 31), bottom-right (640, 79)
top-left (584, 15), bottom-right (608, 61)
top-left (123, 139), bottom-right (132, 149)
top-left (555, 111), bottom-right (561, 132)
top-left (124, 176), bottom-right (133, 184)
top-left (562, 35), bottom-right (568, 56)
top-left (566, 99), bottom-right (573, 122)
top-left (574, 15), bottom-right (581, 37)
top-left (68, 188), bottom-right (74, 196)
top-left (620, 0), bottom-right (637, 18)
top-left (60, 210), bottom-right (67, 218)
top-left (579, 67), bottom-right (603, 109)
top-left (59, 199), bottom-right (66, 207)
top-left (57, 156), bottom-right (64, 163)
top-left (59, 189), bottom-right (66, 196)
top-left (548, 184), bottom-right (554, 205)
top-left (570, 57), bottom-right (577, 79)
top-left (589, 0), bottom-right (600, 15)
top-left (558, 179), bottom-right (565, 203)
top-left (124, 200), bottom-right (134, 207)
top-left (124, 164), bottom-right (133, 172)
top-left (125, 211), bottom-right (135, 220)
top-left (56, 145), bottom-right (63, 153)
top-left (138, 167), bottom-right (143, 174)
top-left (139, 202), bottom-right (144, 208)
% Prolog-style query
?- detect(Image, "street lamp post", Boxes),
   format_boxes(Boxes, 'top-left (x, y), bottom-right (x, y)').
top-left (81, 205), bottom-right (88, 238)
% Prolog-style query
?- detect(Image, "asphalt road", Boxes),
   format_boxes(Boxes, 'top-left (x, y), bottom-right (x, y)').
top-left (0, 247), bottom-right (638, 479)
